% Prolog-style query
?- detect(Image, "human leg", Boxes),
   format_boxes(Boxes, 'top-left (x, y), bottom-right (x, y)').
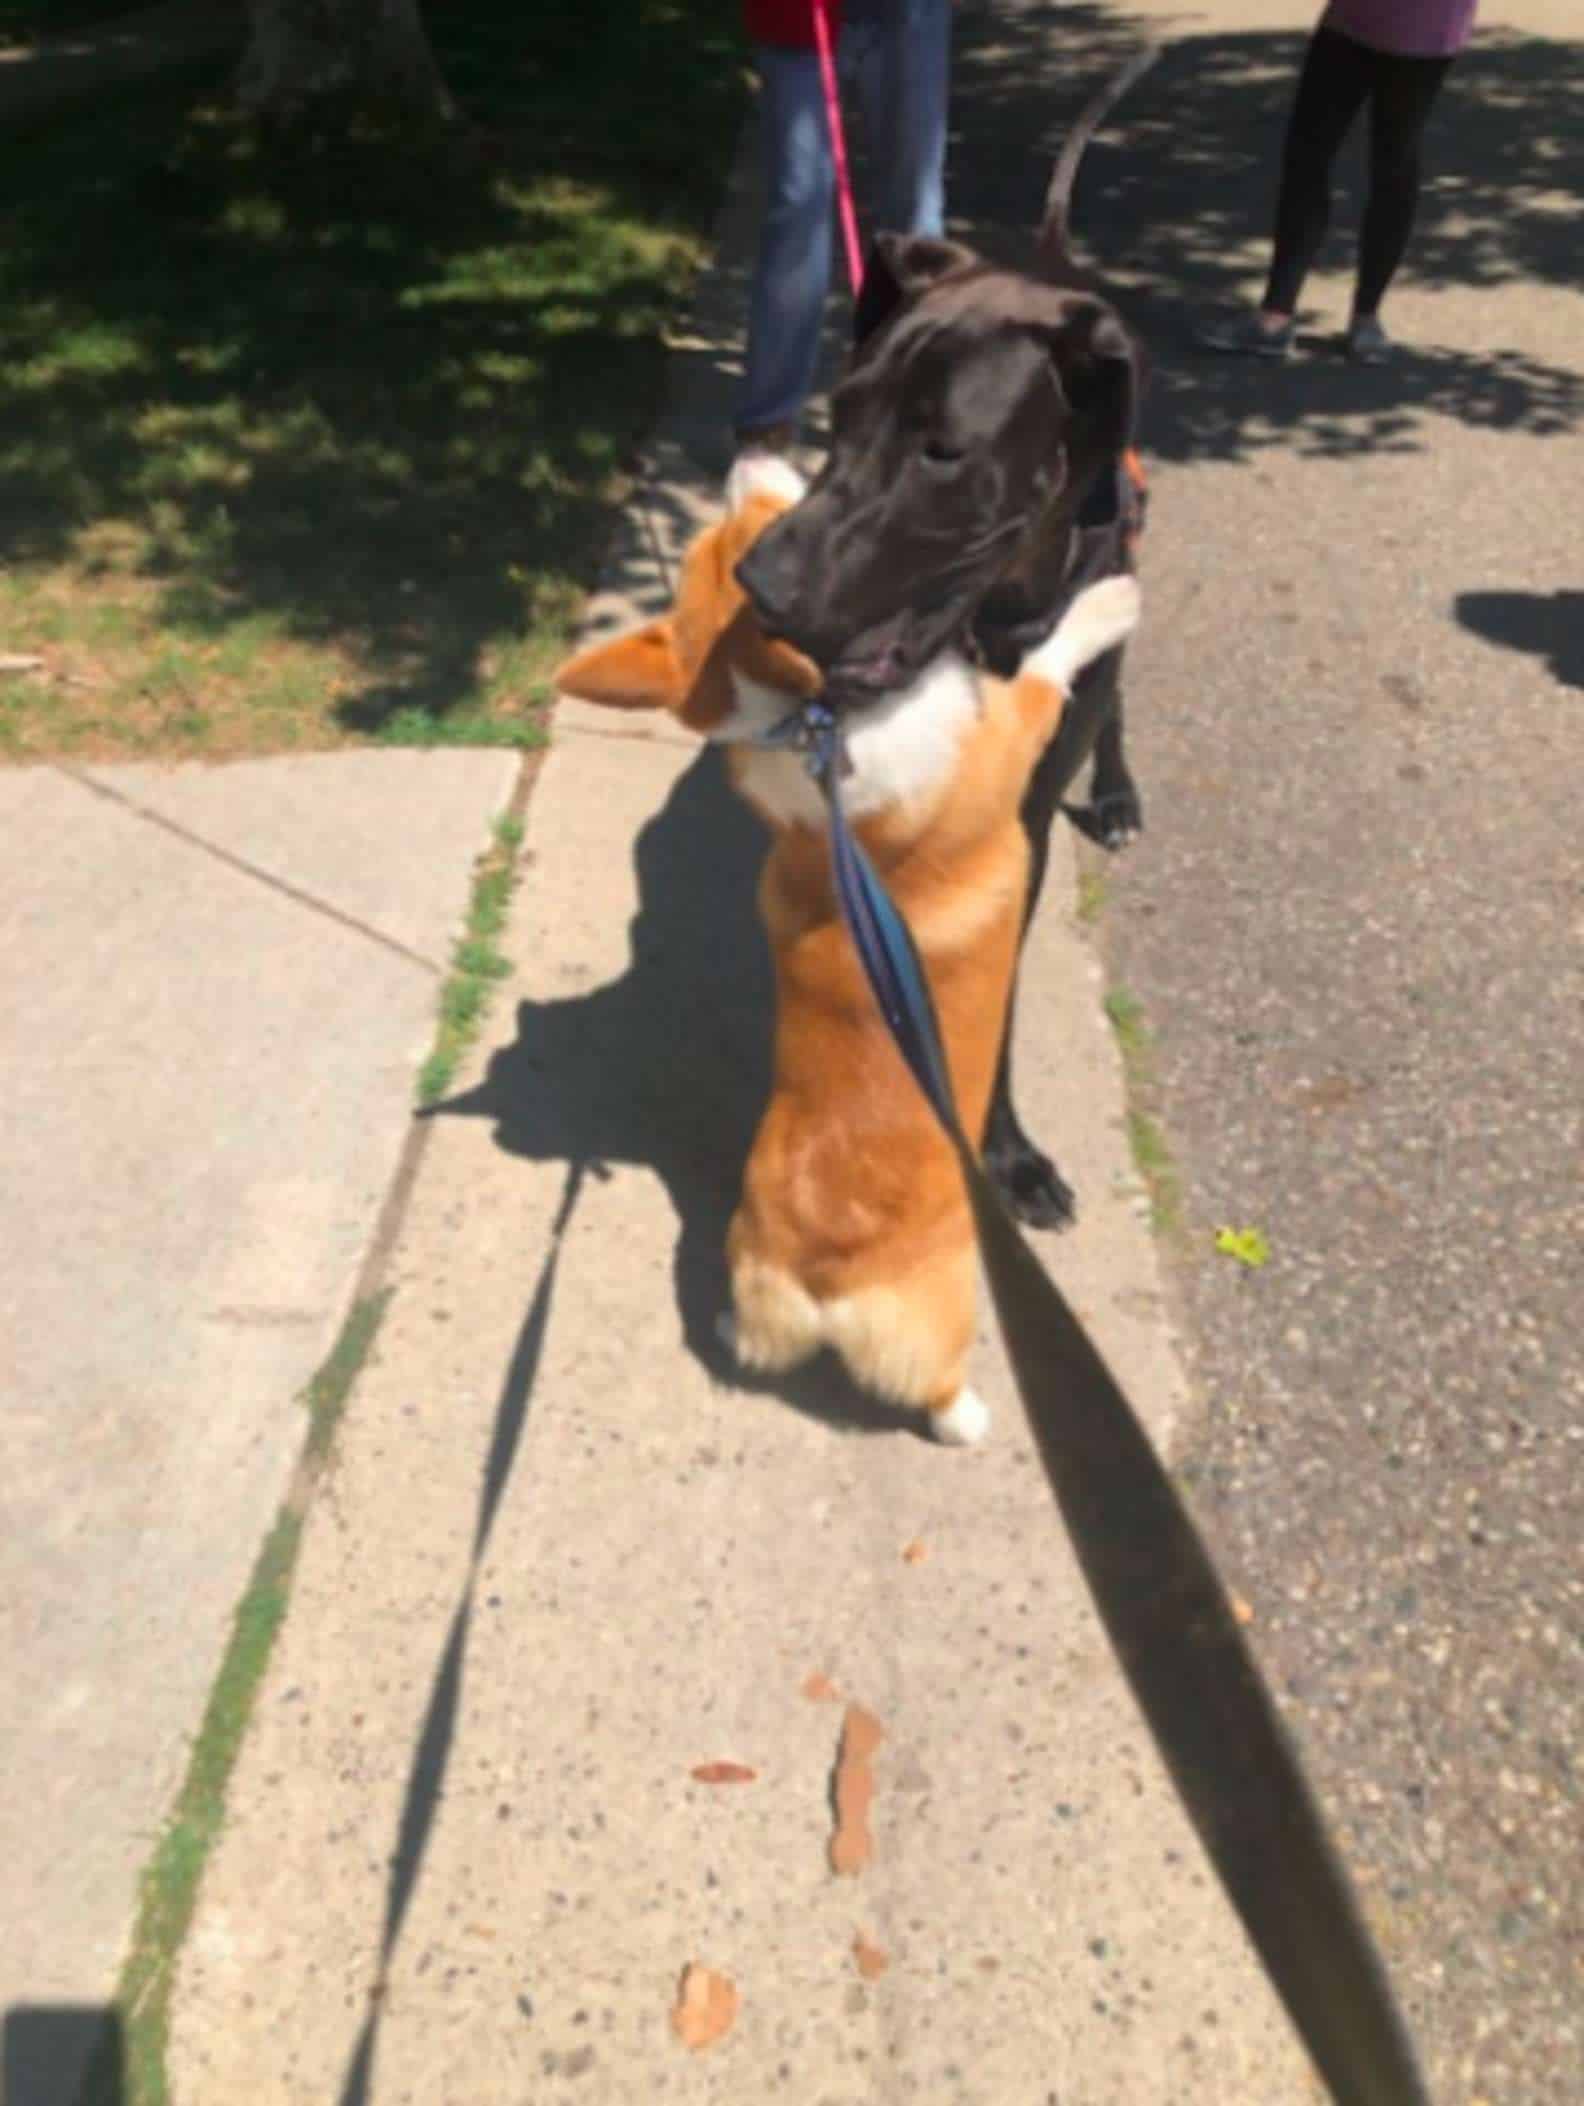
top-left (1352, 50), bottom-right (1455, 326)
top-left (1199, 25), bottom-right (1371, 354)
top-left (1262, 25), bottom-right (1374, 316)
top-left (736, 44), bottom-right (837, 440)
top-left (846, 0), bottom-right (949, 239)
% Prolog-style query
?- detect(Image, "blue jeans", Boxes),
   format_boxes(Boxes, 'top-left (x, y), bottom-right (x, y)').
top-left (736, 0), bottom-right (951, 438)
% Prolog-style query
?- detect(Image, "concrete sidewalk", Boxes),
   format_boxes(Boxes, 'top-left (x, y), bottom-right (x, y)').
top-left (0, 752), bottom-right (516, 2106)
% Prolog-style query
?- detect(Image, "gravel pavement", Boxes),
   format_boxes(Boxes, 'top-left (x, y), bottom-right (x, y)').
top-left (964, 1), bottom-right (1583, 2096)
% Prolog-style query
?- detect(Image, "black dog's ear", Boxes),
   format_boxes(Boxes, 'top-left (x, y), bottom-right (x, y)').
top-left (1040, 299), bottom-right (1144, 455)
top-left (853, 231), bottom-right (978, 350)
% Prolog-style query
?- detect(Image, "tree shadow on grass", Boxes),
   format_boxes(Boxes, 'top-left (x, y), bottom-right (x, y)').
top-left (6, 3), bottom-right (1577, 751)
top-left (946, 4), bottom-right (1584, 467)
top-left (0, 1), bottom-right (749, 742)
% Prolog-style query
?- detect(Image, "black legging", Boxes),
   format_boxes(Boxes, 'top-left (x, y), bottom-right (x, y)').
top-left (1264, 25), bottom-right (1454, 319)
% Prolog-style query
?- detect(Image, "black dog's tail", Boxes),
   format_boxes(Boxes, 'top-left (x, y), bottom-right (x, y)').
top-left (1037, 39), bottom-right (1162, 282)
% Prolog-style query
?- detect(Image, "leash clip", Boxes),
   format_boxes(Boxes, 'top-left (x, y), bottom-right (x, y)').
top-left (760, 698), bottom-right (846, 787)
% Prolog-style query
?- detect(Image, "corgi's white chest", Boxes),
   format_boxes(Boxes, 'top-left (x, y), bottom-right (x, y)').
top-left (722, 654), bottom-right (980, 831)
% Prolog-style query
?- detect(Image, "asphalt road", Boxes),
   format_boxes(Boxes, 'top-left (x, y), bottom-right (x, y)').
top-left (944, 1), bottom-right (1582, 2096)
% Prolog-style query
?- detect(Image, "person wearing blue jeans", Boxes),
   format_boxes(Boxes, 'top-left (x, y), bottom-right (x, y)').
top-left (736, 0), bottom-right (952, 456)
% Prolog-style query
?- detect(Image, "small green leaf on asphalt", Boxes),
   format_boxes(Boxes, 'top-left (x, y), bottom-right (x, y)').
top-left (1214, 1225), bottom-right (1271, 1269)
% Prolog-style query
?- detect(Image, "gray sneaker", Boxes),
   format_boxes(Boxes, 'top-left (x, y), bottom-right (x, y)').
top-left (1196, 310), bottom-right (1294, 359)
top-left (1346, 314), bottom-right (1392, 364)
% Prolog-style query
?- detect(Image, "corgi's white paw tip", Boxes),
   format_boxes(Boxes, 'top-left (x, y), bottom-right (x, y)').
top-left (929, 1388), bottom-right (992, 1447)
top-left (1029, 573), bottom-right (1142, 692)
top-left (726, 451), bottom-right (807, 513)
top-left (1070, 574), bottom-right (1142, 653)
top-left (1098, 572), bottom-right (1142, 617)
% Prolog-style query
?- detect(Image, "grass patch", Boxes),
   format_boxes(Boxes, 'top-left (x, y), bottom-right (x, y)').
top-left (371, 703), bottom-right (549, 750)
top-left (0, 0), bottom-right (748, 762)
top-left (418, 810), bottom-right (524, 1105)
top-left (1103, 983), bottom-right (1185, 1239)
top-left (84, 1290), bottom-right (391, 2106)
top-left (1076, 864), bottom-right (1109, 927)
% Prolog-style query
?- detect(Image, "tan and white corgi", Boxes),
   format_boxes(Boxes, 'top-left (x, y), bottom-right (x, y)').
top-left (555, 458), bottom-right (1139, 1444)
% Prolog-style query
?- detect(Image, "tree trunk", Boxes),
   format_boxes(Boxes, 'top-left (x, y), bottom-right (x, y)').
top-left (237, 0), bottom-right (454, 130)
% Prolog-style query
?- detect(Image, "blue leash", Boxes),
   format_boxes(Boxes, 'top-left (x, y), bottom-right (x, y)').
top-left (773, 699), bottom-right (1430, 2106)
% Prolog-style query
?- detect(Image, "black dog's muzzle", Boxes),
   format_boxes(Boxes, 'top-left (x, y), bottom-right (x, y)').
top-left (736, 500), bottom-right (1034, 703)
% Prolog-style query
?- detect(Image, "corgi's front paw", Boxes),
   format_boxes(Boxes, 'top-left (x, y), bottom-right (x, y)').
top-left (928, 1387), bottom-right (992, 1448)
top-left (726, 450), bottom-right (808, 514)
top-left (1032, 574), bottom-right (1142, 693)
top-left (715, 1309), bottom-right (739, 1360)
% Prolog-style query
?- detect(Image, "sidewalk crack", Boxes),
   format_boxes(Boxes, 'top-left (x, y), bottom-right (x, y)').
top-left (56, 764), bottom-right (442, 975)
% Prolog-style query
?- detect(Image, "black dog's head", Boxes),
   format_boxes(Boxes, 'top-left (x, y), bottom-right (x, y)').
top-left (735, 232), bottom-right (1143, 696)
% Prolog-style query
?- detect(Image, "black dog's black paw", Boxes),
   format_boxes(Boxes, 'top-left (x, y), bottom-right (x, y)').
top-left (985, 1138), bottom-right (1077, 1230)
top-left (1063, 786), bottom-right (1143, 853)
top-left (1092, 785), bottom-right (1143, 851)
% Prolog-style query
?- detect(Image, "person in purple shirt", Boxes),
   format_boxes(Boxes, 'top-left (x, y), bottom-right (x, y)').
top-left (1200, 0), bottom-right (1480, 362)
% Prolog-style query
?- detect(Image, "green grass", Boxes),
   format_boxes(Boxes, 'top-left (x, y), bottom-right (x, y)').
top-left (1103, 983), bottom-right (1185, 1239)
top-left (1076, 865), bottom-right (1109, 927)
top-left (372, 702), bottom-right (549, 750)
top-left (0, 0), bottom-right (749, 761)
top-left (419, 810), bottom-right (525, 1105)
top-left (82, 1292), bottom-right (391, 2106)
top-left (1102, 985), bottom-right (1148, 1058)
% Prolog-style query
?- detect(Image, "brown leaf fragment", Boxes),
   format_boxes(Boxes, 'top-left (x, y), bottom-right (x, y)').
top-left (1231, 1593), bottom-right (1255, 1627)
top-left (852, 1931), bottom-right (889, 1980)
top-left (691, 1761), bottom-right (758, 1785)
top-left (828, 1702), bottom-right (885, 1877)
top-left (670, 1962), bottom-right (739, 2051)
top-left (802, 1670), bottom-right (840, 1703)
top-left (901, 1539), bottom-right (928, 1565)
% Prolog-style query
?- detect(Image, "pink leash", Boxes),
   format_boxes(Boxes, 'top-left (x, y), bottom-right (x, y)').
top-left (812, 0), bottom-right (865, 297)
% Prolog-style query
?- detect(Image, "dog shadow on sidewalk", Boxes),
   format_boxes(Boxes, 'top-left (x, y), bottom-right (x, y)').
top-left (427, 744), bottom-right (921, 1437)
top-left (343, 756), bottom-right (914, 2106)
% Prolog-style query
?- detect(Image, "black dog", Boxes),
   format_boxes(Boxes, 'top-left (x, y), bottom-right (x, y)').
top-left (736, 48), bottom-right (1158, 1228)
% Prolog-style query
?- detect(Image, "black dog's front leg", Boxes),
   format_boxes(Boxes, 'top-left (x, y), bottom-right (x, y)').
top-left (1084, 688), bottom-right (1143, 849)
top-left (984, 644), bottom-right (1136, 1228)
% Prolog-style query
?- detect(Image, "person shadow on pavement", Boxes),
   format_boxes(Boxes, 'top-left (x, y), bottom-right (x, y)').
top-left (3, 2004), bottom-right (123, 2106)
top-left (1453, 588), bottom-right (1584, 693)
top-left (425, 743), bottom-right (922, 1436)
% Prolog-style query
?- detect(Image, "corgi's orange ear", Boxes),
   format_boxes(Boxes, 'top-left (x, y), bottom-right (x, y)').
top-left (554, 618), bottom-right (685, 713)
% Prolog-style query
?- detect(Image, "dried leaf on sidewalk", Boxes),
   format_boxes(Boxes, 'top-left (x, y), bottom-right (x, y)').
top-left (691, 1760), bottom-right (758, 1785)
top-left (1231, 1592), bottom-right (1255, 1627)
top-left (802, 1669), bottom-right (840, 1703)
top-left (901, 1539), bottom-right (928, 1564)
top-left (828, 1702), bottom-right (885, 1876)
top-left (670, 1962), bottom-right (739, 2051)
top-left (852, 1930), bottom-right (889, 1980)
